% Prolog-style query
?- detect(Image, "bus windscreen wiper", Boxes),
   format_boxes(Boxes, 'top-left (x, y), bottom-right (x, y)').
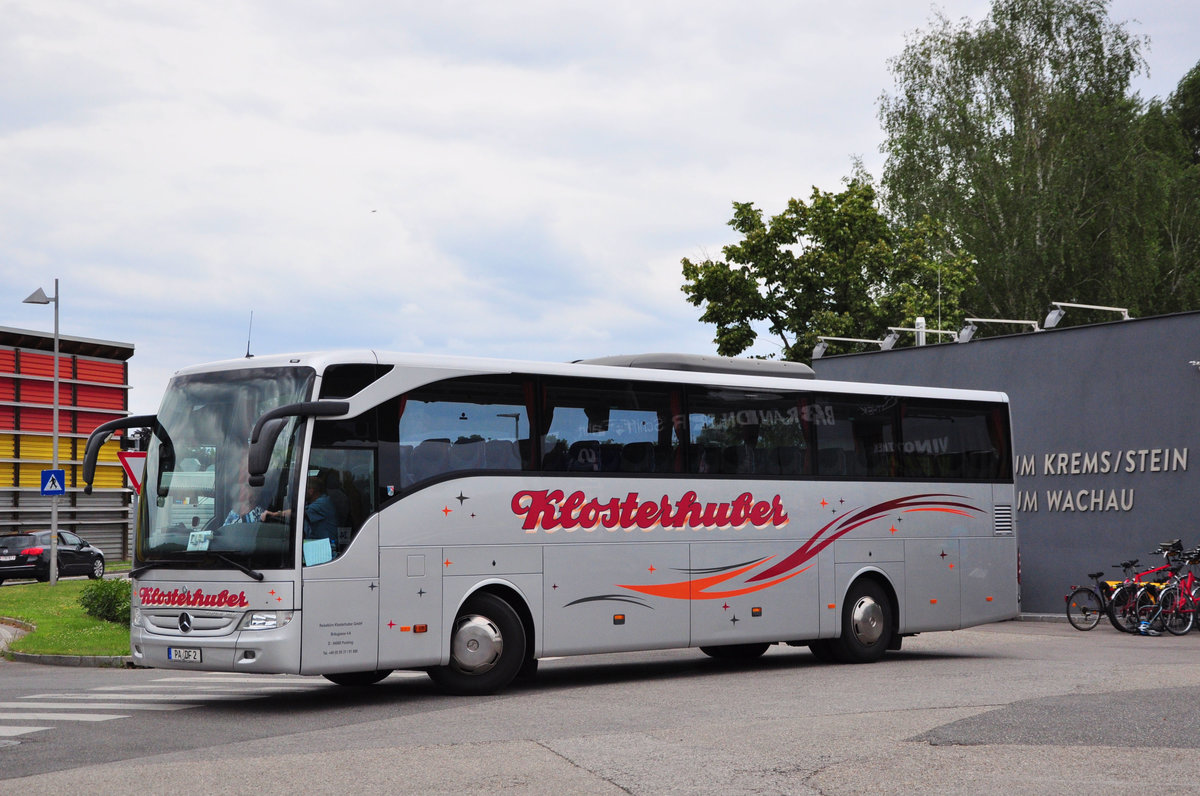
top-left (209, 553), bottom-right (264, 581)
top-left (131, 555), bottom-right (263, 581)
top-left (130, 560), bottom-right (194, 579)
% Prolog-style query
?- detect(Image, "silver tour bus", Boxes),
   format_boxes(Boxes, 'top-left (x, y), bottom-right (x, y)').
top-left (84, 351), bottom-right (1017, 694)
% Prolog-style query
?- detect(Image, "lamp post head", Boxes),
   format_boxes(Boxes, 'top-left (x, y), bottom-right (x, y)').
top-left (23, 287), bottom-right (54, 305)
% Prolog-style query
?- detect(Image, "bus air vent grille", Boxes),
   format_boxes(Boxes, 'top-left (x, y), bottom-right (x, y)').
top-left (993, 505), bottom-right (1014, 536)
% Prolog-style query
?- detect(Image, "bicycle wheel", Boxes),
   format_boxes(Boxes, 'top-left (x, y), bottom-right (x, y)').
top-left (1162, 587), bottom-right (1195, 636)
top-left (1066, 587), bottom-right (1102, 630)
top-left (1107, 585), bottom-right (1139, 633)
top-left (1134, 586), bottom-right (1165, 634)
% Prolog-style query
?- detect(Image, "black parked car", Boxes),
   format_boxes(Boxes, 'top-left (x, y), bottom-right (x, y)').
top-left (0, 530), bottom-right (105, 585)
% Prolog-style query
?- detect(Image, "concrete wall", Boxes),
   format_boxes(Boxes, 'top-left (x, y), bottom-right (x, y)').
top-left (812, 311), bottom-right (1200, 614)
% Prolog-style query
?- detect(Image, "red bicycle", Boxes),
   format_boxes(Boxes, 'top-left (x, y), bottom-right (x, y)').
top-left (1107, 541), bottom-right (1181, 633)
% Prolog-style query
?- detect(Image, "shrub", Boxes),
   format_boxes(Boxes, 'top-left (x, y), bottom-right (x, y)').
top-left (79, 577), bottom-right (132, 627)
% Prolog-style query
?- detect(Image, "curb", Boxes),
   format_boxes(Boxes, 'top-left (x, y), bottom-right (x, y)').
top-left (1014, 612), bottom-right (1068, 623)
top-left (0, 617), bottom-right (135, 668)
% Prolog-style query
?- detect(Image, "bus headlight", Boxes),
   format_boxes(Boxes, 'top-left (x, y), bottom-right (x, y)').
top-left (237, 611), bottom-right (294, 631)
top-left (132, 607), bottom-right (143, 628)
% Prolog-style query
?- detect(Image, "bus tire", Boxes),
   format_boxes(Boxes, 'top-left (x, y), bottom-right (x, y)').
top-left (516, 656), bottom-right (539, 682)
top-left (323, 669), bottom-right (393, 687)
top-left (699, 643), bottom-right (770, 660)
top-left (807, 640), bottom-right (836, 663)
top-left (831, 579), bottom-right (893, 664)
top-left (428, 592), bottom-right (526, 696)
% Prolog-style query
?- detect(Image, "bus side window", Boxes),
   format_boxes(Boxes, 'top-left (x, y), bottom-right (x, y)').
top-left (898, 399), bottom-right (1010, 481)
top-left (396, 376), bottom-right (532, 491)
top-left (687, 387), bottom-right (811, 477)
top-left (541, 378), bottom-right (681, 475)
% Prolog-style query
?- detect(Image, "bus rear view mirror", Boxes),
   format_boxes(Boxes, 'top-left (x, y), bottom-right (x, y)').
top-left (247, 401), bottom-right (349, 487)
top-left (81, 414), bottom-right (157, 494)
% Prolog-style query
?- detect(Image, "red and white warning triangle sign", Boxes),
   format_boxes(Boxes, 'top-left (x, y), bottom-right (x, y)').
top-left (118, 451), bottom-right (148, 494)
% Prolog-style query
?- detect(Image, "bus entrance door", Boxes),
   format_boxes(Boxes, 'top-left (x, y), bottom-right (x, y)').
top-left (299, 518), bottom-right (381, 674)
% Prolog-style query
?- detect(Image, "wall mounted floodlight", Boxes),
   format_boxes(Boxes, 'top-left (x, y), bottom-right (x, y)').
top-left (887, 326), bottom-right (961, 345)
top-left (957, 317), bottom-right (1040, 342)
top-left (1043, 301), bottom-right (1131, 329)
top-left (812, 336), bottom-right (891, 359)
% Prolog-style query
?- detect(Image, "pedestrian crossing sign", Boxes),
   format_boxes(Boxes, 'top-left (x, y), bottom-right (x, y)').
top-left (41, 468), bottom-right (66, 496)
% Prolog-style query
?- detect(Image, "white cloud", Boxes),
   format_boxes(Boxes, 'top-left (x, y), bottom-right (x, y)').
top-left (1, 0), bottom-right (1193, 414)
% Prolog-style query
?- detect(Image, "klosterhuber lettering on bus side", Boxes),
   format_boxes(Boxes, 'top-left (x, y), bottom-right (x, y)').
top-left (511, 490), bottom-right (789, 533)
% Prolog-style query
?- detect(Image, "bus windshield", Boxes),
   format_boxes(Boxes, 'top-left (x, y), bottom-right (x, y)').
top-left (137, 366), bottom-right (315, 571)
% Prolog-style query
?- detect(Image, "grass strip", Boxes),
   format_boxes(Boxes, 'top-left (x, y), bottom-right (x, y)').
top-left (0, 578), bottom-right (130, 657)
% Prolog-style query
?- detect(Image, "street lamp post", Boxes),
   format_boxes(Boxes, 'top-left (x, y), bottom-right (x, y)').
top-left (23, 279), bottom-right (60, 586)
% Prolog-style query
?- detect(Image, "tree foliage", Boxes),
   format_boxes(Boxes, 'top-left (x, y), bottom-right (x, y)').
top-left (682, 1), bottom-right (1200, 353)
top-left (681, 181), bottom-right (973, 361)
top-left (880, 0), bottom-right (1200, 322)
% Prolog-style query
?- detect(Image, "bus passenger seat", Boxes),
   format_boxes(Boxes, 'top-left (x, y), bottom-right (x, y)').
top-left (411, 439), bottom-right (451, 484)
top-left (818, 448), bottom-right (846, 476)
top-left (621, 442), bottom-right (655, 473)
top-left (567, 440), bottom-right (600, 471)
top-left (449, 440), bottom-right (484, 471)
top-left (484, 439), bottom-right (521, 470)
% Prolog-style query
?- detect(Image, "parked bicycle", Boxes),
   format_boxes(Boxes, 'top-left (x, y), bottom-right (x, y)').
top-left (1135, 546), bottom-right (1199, 636)
top-left (1065, 570), bottom-right (1118, 631)
top-left (1065, 541), bottom-right (1184, 632)
top-left (1107, 541), bottom-right (1181, 634)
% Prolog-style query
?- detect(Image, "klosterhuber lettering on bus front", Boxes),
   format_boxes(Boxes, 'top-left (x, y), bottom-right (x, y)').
top-left (138, 587), bottom-right (250, 608)
top-left (511, 489), bottom-right (789, 533)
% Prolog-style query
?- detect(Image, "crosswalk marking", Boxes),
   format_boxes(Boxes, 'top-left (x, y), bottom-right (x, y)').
top-left (2, 669), bottom-right (428, 742)
top-left (2, 701), bottom-right (198, 711)
top-left (23, 692), bottom-right (248, 702)
top-left (139, 676), bottom-right (336, 686)
top-left (0, 712), bottom-right (127, 722)
top-left (88, 683), bottom-right (318, 693)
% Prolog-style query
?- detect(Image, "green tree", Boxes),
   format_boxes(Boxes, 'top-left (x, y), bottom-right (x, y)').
top-left (1139, 62), bottom-right (1200, 307)
top-left (681, 180), bottom-right (973, 361)
top-left (880, 0), bottom-right (1157, 322)
top-left (1170, 62), bottom-right (1200, 164)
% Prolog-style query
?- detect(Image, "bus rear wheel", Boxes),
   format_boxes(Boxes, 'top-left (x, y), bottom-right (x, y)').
top-left (428, 592), bottom-right (526, 696)
top-left (323, 669), bottom-right (393, 687)
top-left (831, 579), bottom-right (893, 663)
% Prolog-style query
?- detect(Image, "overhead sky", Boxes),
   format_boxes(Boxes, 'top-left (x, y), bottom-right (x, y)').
top-left (3, 1), bottom-right (1196, 415)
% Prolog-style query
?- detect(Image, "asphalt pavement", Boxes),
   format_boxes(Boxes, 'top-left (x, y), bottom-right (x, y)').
top-left (3, 619), bottom-right (1200, 794)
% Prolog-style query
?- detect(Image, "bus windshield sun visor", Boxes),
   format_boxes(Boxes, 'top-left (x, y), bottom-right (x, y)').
top-left (82, 414), bottom-right (157, 494)
top-left (247, 401), bottom-right (350, 487)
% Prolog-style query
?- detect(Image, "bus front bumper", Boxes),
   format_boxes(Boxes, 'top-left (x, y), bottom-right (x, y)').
top-left (131, 616), bottom-right (302, 674)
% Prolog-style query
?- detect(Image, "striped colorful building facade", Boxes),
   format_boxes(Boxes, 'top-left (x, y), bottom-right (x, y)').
top-left (1, 326), bottom-right (134, 559)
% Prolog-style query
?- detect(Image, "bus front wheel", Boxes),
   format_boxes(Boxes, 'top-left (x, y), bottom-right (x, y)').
top-left (428, 592), bottom-right (526, 696)
top-left (831, 579), bottom-right (893, 663)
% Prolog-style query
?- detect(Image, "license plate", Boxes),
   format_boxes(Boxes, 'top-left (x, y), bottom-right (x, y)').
top-left (0, 555), bottom-right (14, 561)
top-left (168, 647), bottom-right (202, 662)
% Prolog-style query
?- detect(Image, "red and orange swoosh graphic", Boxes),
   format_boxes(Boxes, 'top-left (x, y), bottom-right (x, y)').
top-left (610, 493), bottom-right (979, 603)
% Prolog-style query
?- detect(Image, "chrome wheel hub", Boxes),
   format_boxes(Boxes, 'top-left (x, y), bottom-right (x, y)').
top-left (450, 614), bottom-right (503, 674)
top-left (849, 596), bottom-right (884, 646)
